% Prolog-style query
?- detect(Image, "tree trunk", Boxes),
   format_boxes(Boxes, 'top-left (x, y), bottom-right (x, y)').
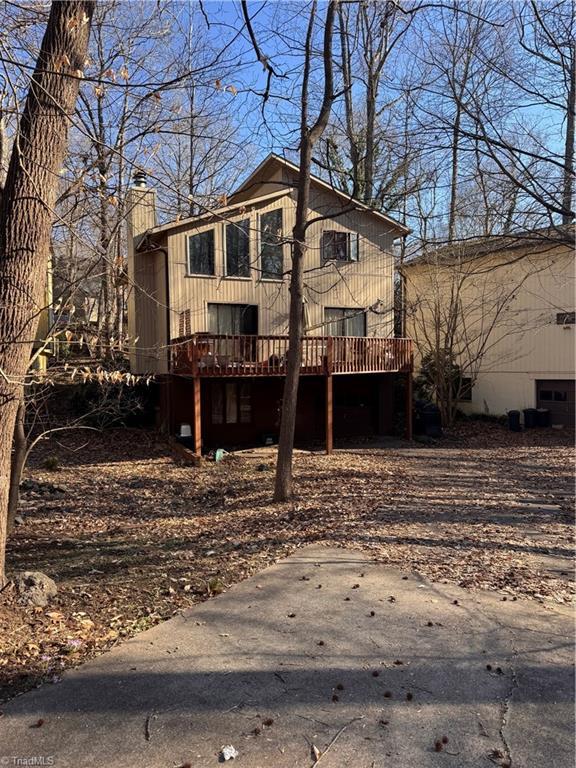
top-left (273, 133), bottom-right (312, 502)
top-left (563, 44), bottom-right (575, 225)
top-left (0, 0), bottom-right (95, 585)
top-left (274, 0), bottom-right (336, 502)
top-left (364, 76), bottom-right (376, 206)
top-left (448, 101), bottom-right (461, 242)
top-left (7, 393), bottom-right (26, 533)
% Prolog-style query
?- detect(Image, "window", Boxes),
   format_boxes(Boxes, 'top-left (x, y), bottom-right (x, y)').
top-left (321, 231), bottom-right (359, 263)
top-left (226, 218), bottom-right (250, 277)
top-left (211, 381), bottom-right (252, 424)
top-left (539, 388), bottom-right (567, 402)
top-left (188, 230), bottom-right (214, 275)
top-left (207, 303), bottom-right (258, 335)
top-left (556, 312), bottom-right (575, 325)
top-left (260, 209), bottom-right (283, 279)
top-left (324, 307), bottom-right (366, 337)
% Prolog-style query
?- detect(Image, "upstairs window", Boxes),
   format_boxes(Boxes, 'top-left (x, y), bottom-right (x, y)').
top-left (188, 230), bottom-right (214, 275)
top-left (321, 230), bottom-right (359, 263)
top-left (260, 209), bottom-right (283, 279)
top-left (226, 218), bottom-right (250, 277)
top-left (556, 312), bottom-right (575, 325)
top-left (324, 307), bottom-right (366, 337)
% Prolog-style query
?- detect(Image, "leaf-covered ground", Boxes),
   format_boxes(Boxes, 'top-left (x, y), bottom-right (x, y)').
top-left (1, 423), bottom-right (573, 703)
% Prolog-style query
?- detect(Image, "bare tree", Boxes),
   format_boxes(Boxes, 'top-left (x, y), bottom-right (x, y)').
top-left (444, 0), bottom-right (575, 231)
top-left (0, 0), bottom-right (95, 585)
top-left (403, 231), bottom-right (572, 425)
top-left (514, 1), bottom-right (575, 225)
top-left (7, 367), bottom-right (150, 532)
top-left (273, 0), bottom-right (338, 502)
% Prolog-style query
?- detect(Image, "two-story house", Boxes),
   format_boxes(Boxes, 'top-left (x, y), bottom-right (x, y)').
top-left (402, 227), bottom-right (575, 426)
top-left (127, 154), bottom-right (413, 453)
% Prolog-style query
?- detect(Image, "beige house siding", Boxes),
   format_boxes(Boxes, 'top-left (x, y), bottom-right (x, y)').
top-left (165, 188), bottom-right (396, 342)
top-left (127, 188), bottom-right (169, 374)
top-left (226, 163), bottom-right (289, 204)
top-left (404, 243), bottom-right (575, 416)
top-left (128, 155), bottom-right (404, 375)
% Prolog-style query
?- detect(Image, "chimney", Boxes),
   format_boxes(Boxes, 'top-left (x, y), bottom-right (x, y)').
top-left (127, 170), bottom-right (156, 239)
top-left (126, 170), bottom-right (159, 374)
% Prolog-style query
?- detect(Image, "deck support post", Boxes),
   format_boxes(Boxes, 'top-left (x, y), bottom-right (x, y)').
top-left (405, 371), bottom-right (413, 441)
top-left (325, 374), bottom-right (333, 455)
top-left (193, 377), bottom-right (202, 456)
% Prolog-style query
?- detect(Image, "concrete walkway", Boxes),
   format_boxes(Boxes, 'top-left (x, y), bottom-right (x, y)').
top-left (0, 547), bottom-right (573, 767)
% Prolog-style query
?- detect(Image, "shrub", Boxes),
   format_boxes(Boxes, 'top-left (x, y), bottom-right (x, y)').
top-left (43, 456), bottom-right (60, 471)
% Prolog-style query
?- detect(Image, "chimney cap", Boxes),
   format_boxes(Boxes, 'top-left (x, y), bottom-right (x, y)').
top-left (132, 170), bottom-right (147, 188)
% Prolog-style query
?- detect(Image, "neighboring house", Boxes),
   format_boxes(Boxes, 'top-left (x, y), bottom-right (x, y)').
top-left (126, 154), bottom-right (413, 452)
top-left (402, 227), bottom-right (575, 426)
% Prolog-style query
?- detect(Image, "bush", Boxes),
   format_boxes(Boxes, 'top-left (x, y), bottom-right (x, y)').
top-left (43, 455), bottom-right (60, 471)
top-left (69, 380), bottom-right (157, 429)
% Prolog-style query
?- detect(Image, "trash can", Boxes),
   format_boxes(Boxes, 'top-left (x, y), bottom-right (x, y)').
top-left (523, 408), bottom-right (538, 428)
top-left (536, 408), bottom-right (551, 428)
top-left (508, 410), bottom-right (521, 432)
top-left (421, 403), bottom-right (443, 438)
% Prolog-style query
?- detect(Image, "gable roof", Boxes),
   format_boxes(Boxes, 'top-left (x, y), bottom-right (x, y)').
top-left (229, 153), bottom-right (410, 236)
top-left (401, 224), bottom-right (575, 270)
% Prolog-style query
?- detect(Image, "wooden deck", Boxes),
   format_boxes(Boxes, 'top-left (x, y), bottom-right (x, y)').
top-left (171, 334), bottom-right (413, 376)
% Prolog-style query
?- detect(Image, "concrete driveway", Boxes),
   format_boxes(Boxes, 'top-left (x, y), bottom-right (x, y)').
top-left (0, 547), bottom-right (573, 767)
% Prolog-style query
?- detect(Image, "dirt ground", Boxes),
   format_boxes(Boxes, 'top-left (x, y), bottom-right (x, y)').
top-left (1, 422), bottom-right (573, 703)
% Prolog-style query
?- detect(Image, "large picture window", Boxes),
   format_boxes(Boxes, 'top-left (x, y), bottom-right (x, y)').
top-left (188, 230), bottom-right (215, 275)
top-left (321, 231), bottom-right (359, 263)
top-left (207, 303), bottom-right (258, 335)
top-left (226, 218), bottom-right (250, 277)
top-left (324, 307), bottom-right (366, 337)
top-left (260, 209), bottom-right (283, 279)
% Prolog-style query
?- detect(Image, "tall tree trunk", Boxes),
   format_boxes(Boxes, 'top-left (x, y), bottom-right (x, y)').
top-left (364, 76), bottom-right (376, 205)
top-left (338, 3), bottom-right (361, 196)
top-left (0, 0), bottom-right (95, 585)
top-left (563, 44), bottom-right (575, 225)
top-left (274, 0), bottom-right (336, 502)
top-left (448, 101), bottom-right (462, 242)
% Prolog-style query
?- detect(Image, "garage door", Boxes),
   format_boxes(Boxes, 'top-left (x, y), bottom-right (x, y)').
top-left (536, 380), bottom-right (575, 426)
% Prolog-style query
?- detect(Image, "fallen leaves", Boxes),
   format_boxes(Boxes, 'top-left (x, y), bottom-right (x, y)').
top-left (1, 424), bottom-right (573, 703)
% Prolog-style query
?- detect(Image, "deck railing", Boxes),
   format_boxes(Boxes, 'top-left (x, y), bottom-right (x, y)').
top-left (171, 334), bottom-right (412, 376)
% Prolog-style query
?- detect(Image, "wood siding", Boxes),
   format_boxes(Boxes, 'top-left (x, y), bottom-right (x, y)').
top-left (165, 188), bottom-right (396, 345)
top-left (126, 188), bottom-right (169, 374)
